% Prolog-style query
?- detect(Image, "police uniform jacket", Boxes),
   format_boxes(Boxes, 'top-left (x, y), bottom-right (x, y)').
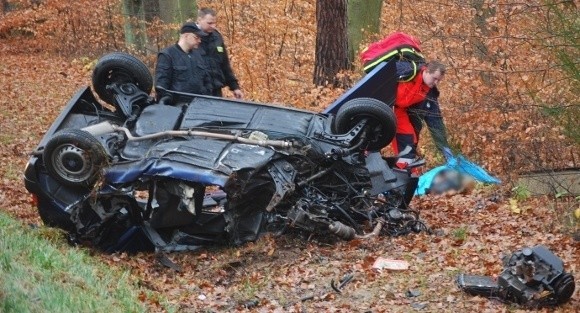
top-left (155, 44), bottom-right (212, 101)
top-left (199, 30), bottom-right (240, 93)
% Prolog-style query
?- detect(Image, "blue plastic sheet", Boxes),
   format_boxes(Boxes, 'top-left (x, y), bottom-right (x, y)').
top-left (416, 154), bottom-right (501, 196)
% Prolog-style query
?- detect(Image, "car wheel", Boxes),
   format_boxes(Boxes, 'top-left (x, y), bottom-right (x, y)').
top-left (92, 52), bottom-right (153, 105)
top-left (552, 272), bottom-right (575, 304)
top-left (334, 97), bottom-right (396, 151)
top-left (43, 129), bottom-right (107, 188)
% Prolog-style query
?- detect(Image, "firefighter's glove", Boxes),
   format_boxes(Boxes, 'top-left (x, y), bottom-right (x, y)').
top-left (442, 147), bottom-right (454, 162)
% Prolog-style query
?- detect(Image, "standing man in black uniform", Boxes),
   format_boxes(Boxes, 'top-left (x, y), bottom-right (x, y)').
top-left (155, 23), bottom-right (212, 105)
top-left (196, 8), bottom-right (244, 99)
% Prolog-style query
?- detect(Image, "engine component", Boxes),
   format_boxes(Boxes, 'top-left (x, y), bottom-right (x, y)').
top-left (328, 221), bottom-right (356, 240)
top-left (457, 245), bottom-right (575, 307)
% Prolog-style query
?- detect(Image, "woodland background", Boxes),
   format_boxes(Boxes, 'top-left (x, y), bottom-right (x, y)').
top-left (1, 0), bottom-right (578, 177)
top-left (0, 0), bottom-right (578, 312)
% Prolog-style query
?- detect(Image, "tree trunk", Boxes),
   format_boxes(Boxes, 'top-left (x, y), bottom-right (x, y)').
top-left (158, 0), bottom-right (197, 24)
top-left (122, 0), bottom-right (148, 53)
top-left (313, 0), bottom-right (349, 87)
top-left (122, 0), bottom-right (196, 53)
top-left (347, 0), bottom-right (382, 65)
top-left (470, 0), bottom-right (496, 85)
top-left (143, 0), bottom-right (160, 21)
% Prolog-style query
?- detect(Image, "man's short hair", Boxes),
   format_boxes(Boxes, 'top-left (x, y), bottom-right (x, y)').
top-left (426, 61), bottom-right (446, 75)
top-left (198, 8), bottom-right (216, 19)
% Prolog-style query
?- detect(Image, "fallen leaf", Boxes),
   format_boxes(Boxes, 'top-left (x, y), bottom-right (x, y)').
top-left (509, 199), bottom-right (521, 214)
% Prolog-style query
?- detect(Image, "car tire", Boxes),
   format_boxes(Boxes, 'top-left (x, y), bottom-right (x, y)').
top-left (334, 97), bottom-right (396, 151)
top-left (552, 272), bottom-right (575, 304)
top-left (43, 129), bottom-right (107, 188)
top-left (92, 52), bottom-right (153, 105)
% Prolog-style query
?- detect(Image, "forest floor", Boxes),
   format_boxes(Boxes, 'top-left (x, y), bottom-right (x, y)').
top-left (0, 47), bottom-right (578, 312)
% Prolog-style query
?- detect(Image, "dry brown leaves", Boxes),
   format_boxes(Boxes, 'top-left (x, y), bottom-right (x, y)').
top-left (1, 1), bottom-right (579, 312)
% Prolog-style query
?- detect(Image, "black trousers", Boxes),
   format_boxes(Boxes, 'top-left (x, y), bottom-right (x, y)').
top-left (211, 88), bottom-right (223, 97)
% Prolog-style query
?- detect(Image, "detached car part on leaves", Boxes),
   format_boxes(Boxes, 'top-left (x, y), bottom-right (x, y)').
top-left (457, 245), bottom-right (575, 307)
top-left (24, 52), bottom-right (428, 253)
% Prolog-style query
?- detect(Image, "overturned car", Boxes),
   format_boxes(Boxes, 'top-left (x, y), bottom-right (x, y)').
top-left (24, 52), bottom-right (428, 253)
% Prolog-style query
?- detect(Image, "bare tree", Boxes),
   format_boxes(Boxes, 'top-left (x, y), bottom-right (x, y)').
top-left (313, 0), bottom-right (349, 86)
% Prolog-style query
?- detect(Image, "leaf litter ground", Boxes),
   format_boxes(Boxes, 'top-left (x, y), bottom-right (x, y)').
top-left (0, 52), bottom-right (578, 313)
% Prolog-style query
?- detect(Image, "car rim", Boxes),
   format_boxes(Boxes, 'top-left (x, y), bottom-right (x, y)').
top-left (51, 143), bottom-right (93, 183)
top-left (106, 68), bottom-right (132, 85)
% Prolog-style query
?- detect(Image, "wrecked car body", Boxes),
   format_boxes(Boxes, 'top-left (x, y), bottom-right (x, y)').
top-left (457, 245), bottom-right (575, 307)
top-left (24, 52), bottom-right (428, 253)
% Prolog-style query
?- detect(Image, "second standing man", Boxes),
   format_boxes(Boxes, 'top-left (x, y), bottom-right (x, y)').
top-left (196, 8), bottom-right (244, 99)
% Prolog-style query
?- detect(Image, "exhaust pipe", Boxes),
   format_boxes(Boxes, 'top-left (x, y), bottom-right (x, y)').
top-left (329, 218), bottom-right (386, 241)
top-left (81, 121), bottom-right (293, 148)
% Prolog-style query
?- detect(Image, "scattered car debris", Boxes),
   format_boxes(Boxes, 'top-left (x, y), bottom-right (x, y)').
top-left (300, 294), bottom-right (315, 302)
top-left (241, 299), bottom-right (259, 309)
top-left (457, 245), bottom-right (575, 307)
top-left (410, 302), bottom-right (427, 310)
top-left (155, 252), bottom-right (182, 272)
top-left (331, 273), bottom-right (354, 293)
top-left (372, 257), bottom-right (410, 271)
top-left (406, 289), bottom-right (421, 297)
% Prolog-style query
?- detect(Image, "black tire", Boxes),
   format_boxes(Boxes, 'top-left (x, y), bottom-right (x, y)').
top-left (552, 273), bottom-right (575, 304)
top-left (43, 129), bottom-right (108, 188)
top-left (334, 97), bottom-right (396, 151)
top-left (92, 52), bottom-right (153, 105)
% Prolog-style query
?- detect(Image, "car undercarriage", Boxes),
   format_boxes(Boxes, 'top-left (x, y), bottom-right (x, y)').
top-left (25, 53), bottom-right (428, 253)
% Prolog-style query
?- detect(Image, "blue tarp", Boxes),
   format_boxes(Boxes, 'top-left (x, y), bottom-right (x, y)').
top-left (416, 154), bottom-right (501, 195)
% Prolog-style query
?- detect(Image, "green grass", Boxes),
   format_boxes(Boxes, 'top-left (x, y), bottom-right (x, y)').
top-left (2, 162), bottom-right (21, 181)
top-left (0, 212), bottom-right (147, 313)
top-left (511, 184), bottom-right (531, 202)
top-left (0, 133), bottom-right (14, 145)
top-left (452, 226), bottom-right (468, 241)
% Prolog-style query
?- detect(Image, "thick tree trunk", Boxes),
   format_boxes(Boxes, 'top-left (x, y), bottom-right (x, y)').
top-left (122, 0), bottom-right (197, 53)
top-left (158, 0), bottom-right (197, 24)
top-left (347, 0), bottom-right (382, 65)
top-left (143, 0), bottom-right (160, 21)
top-left (313, 0), bottom-right (349, 87)
top-left (122, 0), bottom-right (148, 52)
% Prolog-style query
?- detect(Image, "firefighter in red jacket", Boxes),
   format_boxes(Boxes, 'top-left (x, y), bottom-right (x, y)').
top-left (393, 61), bottom-right (452, 166)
